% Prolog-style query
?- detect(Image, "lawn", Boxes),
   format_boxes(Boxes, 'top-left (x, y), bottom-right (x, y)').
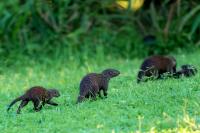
top-left (0, 52), bottom-right (200, 132)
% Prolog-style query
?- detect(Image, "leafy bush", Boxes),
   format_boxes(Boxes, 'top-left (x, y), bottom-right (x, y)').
top-left (0, 0), bottom-right (199, 59)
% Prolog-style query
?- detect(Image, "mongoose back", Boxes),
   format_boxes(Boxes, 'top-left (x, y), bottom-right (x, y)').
top-left (137, 55), bottom-right (176, 83)
top-left (77, 69), bottom-right (120, 103)
top-left (174, 64), bottom-right (197, 78)
top-left (7, 86), bottom-right (60, 114)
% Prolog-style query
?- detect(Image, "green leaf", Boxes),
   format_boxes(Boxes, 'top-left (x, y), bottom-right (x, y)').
top-left (179, 5), bottom-right (200, 32)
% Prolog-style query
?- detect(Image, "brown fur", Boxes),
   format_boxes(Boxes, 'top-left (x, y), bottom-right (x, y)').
top-left (137, 55), bottom-right (176, 83)
top-left (7, 86), bottom-right (60, 114)
top-left (77, 69), bottom-right (120, 103)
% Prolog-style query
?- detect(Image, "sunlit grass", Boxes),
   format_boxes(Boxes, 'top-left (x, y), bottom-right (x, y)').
top-left (0, 52), bottom-right (200, 132)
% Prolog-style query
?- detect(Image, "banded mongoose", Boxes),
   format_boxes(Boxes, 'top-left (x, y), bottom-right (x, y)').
top-left (7, 86), bottom-right (60, 114)
top-left (137, 55), bottom-right (176, 83)
top-left (77, 69), bottom-right (120, 103)
top-left (174, 64), bottom-right (197, 78)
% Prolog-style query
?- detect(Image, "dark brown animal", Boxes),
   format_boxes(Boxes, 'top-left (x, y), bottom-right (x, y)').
top-left (137, 55), bottom-right (176, 83)
top-left (77, 69), bottom-right (120, 103)
top-left (7, 86), bottom-right (60, 114)
top-left (174, 64), bottom-right (197, 78)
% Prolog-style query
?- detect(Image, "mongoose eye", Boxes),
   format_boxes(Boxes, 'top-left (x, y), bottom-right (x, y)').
top-left (109, 71), bottom-right (113, 75)
top-left (54, 91), bottom-right (60, 97)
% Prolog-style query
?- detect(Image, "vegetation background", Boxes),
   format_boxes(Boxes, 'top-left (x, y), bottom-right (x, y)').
top-left (0, 0), bottom-right (200, 62)
top-left (0, 0), bottom-right (200, 132)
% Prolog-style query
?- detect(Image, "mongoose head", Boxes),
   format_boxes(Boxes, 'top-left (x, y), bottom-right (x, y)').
top-left (181, 64), bottom-right (196, 70)
top-left (48, 89), bottom-right (60, 97)
top-left (181, 64), bottom-right (197, 77)
top-left (102, 69), bottom-right (120, 79)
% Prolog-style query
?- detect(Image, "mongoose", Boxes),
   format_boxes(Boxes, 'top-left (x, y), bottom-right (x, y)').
top-left (77, 69), bottom-right (120, 103)
top-left (137, 55), bottom-right (176, 83)
top-left (174, 64), bottom-right (197, 78)
top-left (7, 86), bottom-right (60, 114)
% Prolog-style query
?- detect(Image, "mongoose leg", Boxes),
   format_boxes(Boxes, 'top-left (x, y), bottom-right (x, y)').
top-left (98, 91), bottom-right (103, 98)
top-left (33, 100), bottom-right (42, 112)
top-left (42, 101), bottom-right (46, 106)
top-left (103, 83), bottom-right (108, 98)
top-left (17, 100), bottom-right (29, 114)
top-left (92, 94), bottom-right (97, 100)
top-left (91, 92), bottom-right (97, 100)
top-left (103, 90), bottom-right (107, 97)
top-left (90, 85), bottom-right (99, 100)
top-left (47, 101), bottom-right (58, 106)
top-left (85, 93), bottom-right (90, 98)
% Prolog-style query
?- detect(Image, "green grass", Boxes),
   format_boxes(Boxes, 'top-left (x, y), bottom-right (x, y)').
top-left (0, 52), bottom-right (200, 132)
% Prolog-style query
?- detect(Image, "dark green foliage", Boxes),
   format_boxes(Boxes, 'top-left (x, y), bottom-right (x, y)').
top-left (0, 0), bottom-right (199, 60)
